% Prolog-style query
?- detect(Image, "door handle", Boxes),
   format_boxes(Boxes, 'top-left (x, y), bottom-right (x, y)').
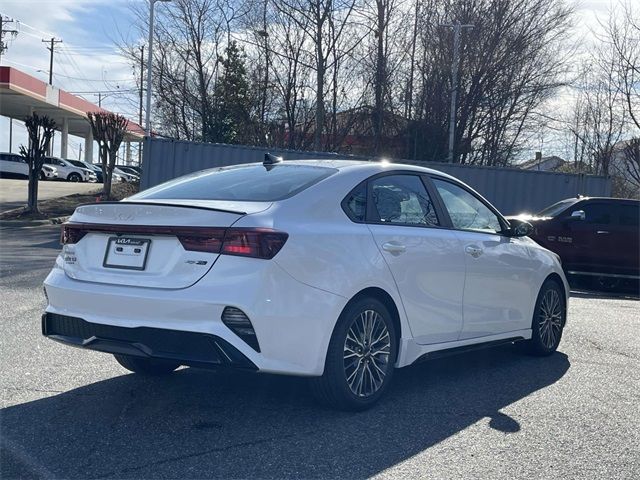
top-left (596, 231), bottom-right (609, 234)
top-left (382, 242), bottom-right (406, 254)
top-left (465, 245), bottom-right (483, 258)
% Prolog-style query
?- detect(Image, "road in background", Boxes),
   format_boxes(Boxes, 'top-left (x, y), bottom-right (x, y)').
top-left (0, 178), bottom-right (100, 213)
top-left (1, 224), bottom-right (638, 479)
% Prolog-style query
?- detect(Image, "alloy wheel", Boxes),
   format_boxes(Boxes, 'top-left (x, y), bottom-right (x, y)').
top-left (538, 289), bottom-right (563, 349)
top-left (343, 309), bottom-right (391, 397)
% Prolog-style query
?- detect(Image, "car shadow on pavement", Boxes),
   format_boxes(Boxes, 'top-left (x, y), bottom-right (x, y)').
top-left (1, 346), bottom-right (569, 479)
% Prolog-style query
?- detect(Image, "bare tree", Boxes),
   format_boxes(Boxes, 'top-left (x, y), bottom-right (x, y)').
top-left (274, 0), bottom-right (360, 150)
top-left (410, 0), bottom-right (573, 165)
top-left (87, 112), bottom-right (129, 200)
top-left (607, 1), bottom-right (640, 130)
top-left (19, 114), bottom-right (56, 214)
top-left (622, 138), bottom-right (640, 189)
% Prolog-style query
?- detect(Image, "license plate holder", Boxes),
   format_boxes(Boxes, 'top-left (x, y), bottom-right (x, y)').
top-left (103, 237), bottom-right (151, 270)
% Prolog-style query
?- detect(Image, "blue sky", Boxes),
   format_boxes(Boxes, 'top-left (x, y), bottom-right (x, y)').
top-left (0, 0), bottom-right (142, 159)
top-left (0, 0), bottom-right (616, 161)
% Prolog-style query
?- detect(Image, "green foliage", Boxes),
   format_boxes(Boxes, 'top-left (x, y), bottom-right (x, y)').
top-left (211, 42), bottom-right (253, 144)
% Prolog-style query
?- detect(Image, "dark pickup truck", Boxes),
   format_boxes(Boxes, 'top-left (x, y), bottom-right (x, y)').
top-left (509, 197), bottom-right (639, 287)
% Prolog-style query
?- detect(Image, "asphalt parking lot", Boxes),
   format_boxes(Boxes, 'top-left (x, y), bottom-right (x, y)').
top-left (0, 223), bottom-right (638, 479)
top-left (0, 178), bottom-right (100, 214)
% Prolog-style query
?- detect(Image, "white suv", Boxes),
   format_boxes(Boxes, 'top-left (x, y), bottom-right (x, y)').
top-left (0, 152), bottom-right (28, 178)
top-left (44, 157), bottom-right (96, 182)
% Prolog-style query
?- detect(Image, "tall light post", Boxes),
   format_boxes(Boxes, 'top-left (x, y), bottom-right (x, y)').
top-left (145, 0), bottom-right (171, 136)
top-left (441, 22), bottom-right (473, 163)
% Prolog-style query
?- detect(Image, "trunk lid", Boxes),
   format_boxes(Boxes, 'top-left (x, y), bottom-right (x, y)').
top-left (61, 200), bottom-right (271, 289)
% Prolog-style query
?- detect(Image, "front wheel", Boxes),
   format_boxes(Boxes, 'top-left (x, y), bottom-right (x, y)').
top-left (311, 297), bottom-right (397, 411)
top-left (523, 279), bottom-right (566, 356)
top-left (114, 354), bottom-right (180, 375)
top-left (67, 172), bottom-right (82, 182)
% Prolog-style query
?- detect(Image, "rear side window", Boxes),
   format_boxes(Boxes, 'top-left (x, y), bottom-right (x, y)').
top-left (343, 182), bottom-right (367, 222)
top-left (618, 204), bottom-right (639, 226)
top-left (132, 164), bottom-right (337, 202)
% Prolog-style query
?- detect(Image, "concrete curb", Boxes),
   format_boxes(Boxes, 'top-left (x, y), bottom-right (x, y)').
top-left (1, 216), bottom-right (69, 227)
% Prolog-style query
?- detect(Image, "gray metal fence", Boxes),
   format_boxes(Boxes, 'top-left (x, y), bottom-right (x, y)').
top-left (141, 138), bottom-right (611, 214)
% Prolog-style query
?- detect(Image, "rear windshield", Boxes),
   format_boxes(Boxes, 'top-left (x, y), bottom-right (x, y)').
top-left (131, 164), bottom-right (337, 202)
top-left (536, 198), bottom-right (579, 217)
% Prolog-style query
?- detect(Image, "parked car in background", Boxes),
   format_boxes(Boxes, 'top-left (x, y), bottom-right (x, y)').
top-left (89, 164), bottom-right (126, 183)
top-left (510, 197), bottom-right (640, 288)
top-left (43, 159), bottom-right (569, 410)
top-left (116, 166), bottom-right (142, 178)
top-left (44, 157), bottom-right (96, 182)
top-left (68, 160), bottom-right (103, 183)
top-left (40, 164), bottom-right (59, 180)
top-left (0, 152), bottom-right (28, 178)
top-left (113, 167), bottom-right (139, 183)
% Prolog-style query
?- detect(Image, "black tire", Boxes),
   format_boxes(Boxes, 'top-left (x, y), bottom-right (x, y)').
top-left (67, 172), bottom-right (82, 182)
top-left (523, 279), bottom-right (566, 356)
top-left (114, 354), bottom-right (180, 375)
top-left (311, 297), bottom-right (397, 411)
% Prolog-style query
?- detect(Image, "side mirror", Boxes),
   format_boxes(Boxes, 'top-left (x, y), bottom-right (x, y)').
top-left (570, 210), bottom-right (585, 221)
top-left (504, 218), bottom-right (534, 238)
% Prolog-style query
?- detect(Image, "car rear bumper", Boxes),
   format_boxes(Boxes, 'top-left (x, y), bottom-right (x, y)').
top-left (42, 312), bottom-right (257, 370)
top-left (43, 255), bottom-right (346, 376)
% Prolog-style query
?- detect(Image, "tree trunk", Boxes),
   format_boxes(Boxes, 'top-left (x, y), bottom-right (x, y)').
top-left (373, 0), bottom-right (386, 156)
top-left (314, 14), bottom-right (325, 152)
top-left (27, 166), bottom-right (39, 213)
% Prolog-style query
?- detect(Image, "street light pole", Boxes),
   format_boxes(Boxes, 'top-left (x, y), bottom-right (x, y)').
top-left (442, 22), bottom-right (473, 163)
top-left (145, 0), bottom-right (171, 137)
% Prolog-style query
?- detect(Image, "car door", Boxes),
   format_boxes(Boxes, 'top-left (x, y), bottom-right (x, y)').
top-left (365, 173), bottom-right (466, 345)
top-left (431, 178), bottom-right (539, 340)
top-left (610, 202), bottom-right (640, 276)
top-left (0, 154), bottom-right (14, 174)
top-left (565, 201), bottom-right (613, 273)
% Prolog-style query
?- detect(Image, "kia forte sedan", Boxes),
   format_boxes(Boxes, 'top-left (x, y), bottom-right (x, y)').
top-left (42, 158), bottom-right (568, 410)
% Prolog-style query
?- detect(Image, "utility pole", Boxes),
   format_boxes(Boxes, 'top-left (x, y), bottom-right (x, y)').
top-left (0, 15), bottom-right (18, 63)
top-left (138, 45), bottom-right (144, 164)
top-left (139, 45), bottom-right (144, 126)
top-left (42, 37), bottom-right (63, 85)
top-left (146, 0), bottom-right (172, 136)
top-left (442, 22), bottom-right (473, 163)
top-left (98, 92), bottom-right (102, 107)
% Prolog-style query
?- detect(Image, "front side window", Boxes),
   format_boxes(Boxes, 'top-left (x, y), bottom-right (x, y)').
top-left (579, 203), bottom-right (611, 224)
top-left (370, 175), bottom-right (439, 226)
top-left (433, 178), bottom-right (502, 233)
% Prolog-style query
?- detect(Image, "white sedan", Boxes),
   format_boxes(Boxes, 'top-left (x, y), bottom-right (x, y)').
top-left (42, 158), bottom-right (568, 410)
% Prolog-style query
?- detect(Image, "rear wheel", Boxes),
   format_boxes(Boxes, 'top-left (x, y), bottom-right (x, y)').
top-left (114, 354), bottom-right (180, 375)
top-left (311, 297), bottom-right (397, 411)
top-left (67, 172), bottom-right (82, 182)
top-left (523, 279), bottom-right (566, 356)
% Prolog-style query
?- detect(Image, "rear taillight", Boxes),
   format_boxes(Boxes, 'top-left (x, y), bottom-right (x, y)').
top-left (176, 228), bottom-right (226, 253)
top-left (221, 228), bottom-right (288, 259)
top-left (60, 224), bottom-right (88, 245)
top-left (60, 223), bottom-right (287, 259)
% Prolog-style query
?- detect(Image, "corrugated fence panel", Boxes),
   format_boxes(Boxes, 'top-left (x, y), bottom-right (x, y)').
top-left (142, 138), bottom-right (611, 214)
